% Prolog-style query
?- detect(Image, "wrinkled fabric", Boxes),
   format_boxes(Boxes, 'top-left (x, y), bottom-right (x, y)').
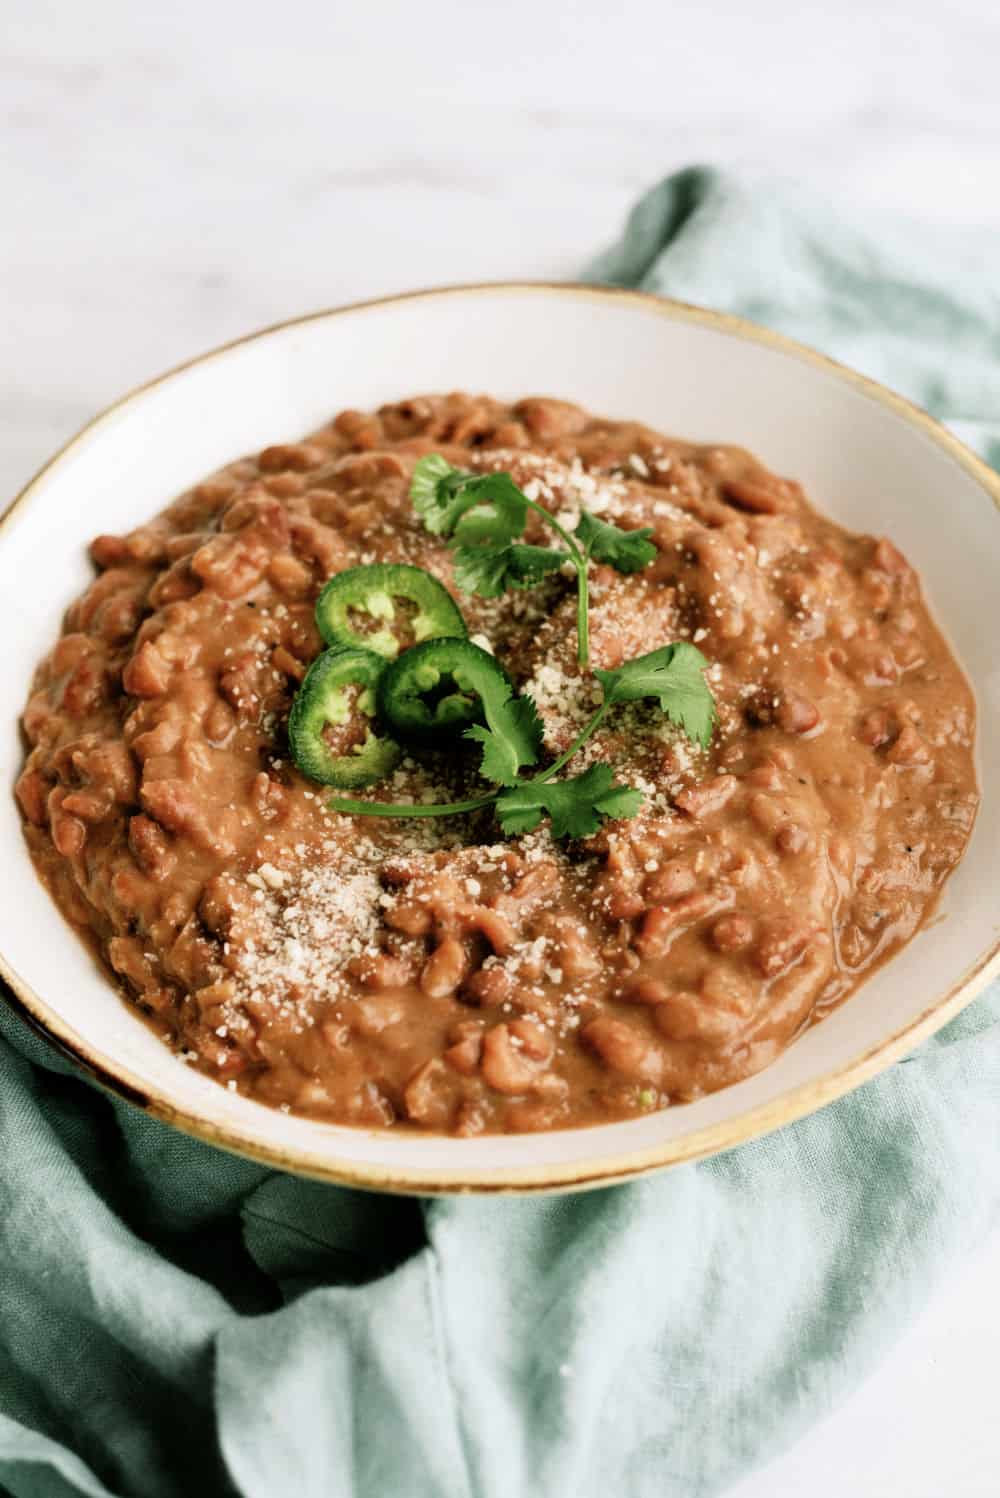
top-left (2, 166), bottom-right (998, 1498)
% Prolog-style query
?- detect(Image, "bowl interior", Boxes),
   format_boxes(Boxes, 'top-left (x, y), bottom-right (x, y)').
top-left (2, 286), bottom-right (999, 1189)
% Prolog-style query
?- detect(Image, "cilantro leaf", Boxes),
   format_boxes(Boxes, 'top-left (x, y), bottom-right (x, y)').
top-left (409, 453), bottom-right (456, 518)
top-left (410, 457), bottom-right (527, 545)
top-left (457, 664), bottom-right (543, 786)
top-left (465, 694), bottom-right (544, 786)
top-left (449, 474), bottom-right (528, 546)
top-left (575, 511), bottom-right (656, 573)
top-left (452, 542), bottom-right (566, 599)
top-left (594, 641), bottom-right (716, 748)
top-left (496, 763), bottom-right (643, 839)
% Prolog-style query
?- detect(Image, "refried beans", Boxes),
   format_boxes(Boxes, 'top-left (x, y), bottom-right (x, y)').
top-left (15, 394), bottom-right (979, 1134)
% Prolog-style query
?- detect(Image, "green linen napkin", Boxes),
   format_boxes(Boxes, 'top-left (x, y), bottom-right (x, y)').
top-left (2, 166), bottom-right (999, 1498)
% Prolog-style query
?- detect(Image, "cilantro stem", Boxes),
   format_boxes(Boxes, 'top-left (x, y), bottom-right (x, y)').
top-left (535, 701), bottom-right (610, 783)
top-left (328, 791), bottom-right (498, 818)
top-left (520, 496), bottom-right (591, 669)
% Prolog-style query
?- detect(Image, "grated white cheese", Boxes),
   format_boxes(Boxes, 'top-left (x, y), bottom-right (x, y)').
top-left (230, 856), bottom-right (387, 1011)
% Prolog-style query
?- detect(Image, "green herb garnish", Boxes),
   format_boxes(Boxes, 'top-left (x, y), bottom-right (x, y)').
top-left (452, 542), bottom-right (566, 599)
top-left (495, 764), bottom-right (644, 840)
top-left (288, 457), bottom-right (717, 839)
top-left (464, 692), bottom-right (544, 787)
top-left (411, 462), bottom-right (528, 545)
top-left (595, 642), bottom-right (716, 749)
top-left (574, 510), bottom-right (656, 573)
top-left (411, 454), bottom-right (657, 668)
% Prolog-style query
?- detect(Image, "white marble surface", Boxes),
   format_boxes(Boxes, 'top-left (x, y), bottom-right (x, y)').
top-left (4, 1), bottom-right (1000, 1492)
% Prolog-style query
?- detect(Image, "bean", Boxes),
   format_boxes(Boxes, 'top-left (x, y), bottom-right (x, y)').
top-left (130, 717), bottom-right (182, 762)
top-left (645, 862), bottom-right (696, 903)
top-left (271, 645), bottom-right (305, 682)
top-left (872, 537), bottom-right (909, 575)
top-left (22, 692), bottom-right (55, 746)
top-left (267, 552), bottom-right (315, 596)
top-left (61, 657), bottom-right (107, 717)
top-left (444, 1028), bottom-right (483, 1076)
top-left (263, 472), bottom-right (307, 498)
top-left (351, 996), bottom-right (407, 1037)
top-left (61, 790), bottom-right (110, 823)
top-left (128, 814), bottom-right (176, 878)
top-left (653, 992), bottom-right (742, 1044)
top-left (192, 535), bottom-right (271, 599)
top-left (775, 823), bottom-right (809, 856)
top-left (509, 1017), bottom-right (554, 1063)
top-left (709, 913), bottom-right (754, 952)
top-left (581, 1016), bottom-right (662, 1084)
top-left (607, 889), bottom-right (646, 921)
top-left (203, 699), bottom-right (236, 747)
top-left (720, 476), bottom-right (785, 514)
top-left (621, 977), bottom-right (671, 1006)
top-left (636, 892), bottom-right (716, 957)
top-left (148, 557), bottom-right (200, 607)
top-left (51, 807), bottom-right (86, 857)
top-left (461, 906), bottom-right (518, 956)
top-left (555, 923), bottom-right (602, 979)
top-left (747, 793), bottom-right (786, 835)
top-left (675, 775), bottom-right (737, 820)
top-left (858, 707), bottom-right (894, 749)
top-left (513, 398), bottom-right (588, 439)
top-left (885, 724), bottom-right (932, 766)
top-left (420, 936), bottom-right (469, 998)
top-left (481, 1023), bottom-right (544, 1095)
top-left (140, 777), bottom-right (236, 856)
top-left (15, 769), bottom-right (49, 825)
top-left (257, 442), bottom-right (325, 473)
top-left (90, 534), bottom-right (130, 568)
top-left (108, 936), bottom-right (158, 992)
top-left (461, 966), bottom-right (512, 1008)
top-left (386, 899), bottom-right (433, 938)
top-left (753, 918), bottom-right (814, 978)
top-left (776, 692), bottom-right (820, 735)
top-left (123, 641), bottom-right (171, 698)
top-left (289, 515), bottom-right (349, 573)
top-left (348, 951), bottom-right (416, 989)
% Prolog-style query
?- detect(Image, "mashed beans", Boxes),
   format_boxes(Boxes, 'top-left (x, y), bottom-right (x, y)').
top-left (15, 394), bottom-right (978, 1134)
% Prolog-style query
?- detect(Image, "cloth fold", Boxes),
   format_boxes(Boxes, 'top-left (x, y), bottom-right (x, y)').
top-left (2, 167), bottom-right (998, 1498)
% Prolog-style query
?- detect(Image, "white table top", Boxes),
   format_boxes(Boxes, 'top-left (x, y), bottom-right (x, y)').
top-left (5, 1), bottom-right (999, 1491)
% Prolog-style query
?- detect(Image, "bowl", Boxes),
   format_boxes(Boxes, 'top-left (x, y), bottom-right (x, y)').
top-left (2, 282), bottom-right (999, 1193)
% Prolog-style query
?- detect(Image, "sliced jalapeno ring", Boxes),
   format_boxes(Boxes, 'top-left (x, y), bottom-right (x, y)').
top-left (377, 638), bottom-right (514, 745)
top-left (288, 647), bottom-right (402, 789)
top-left (315, 563), bottom-right (467, 659)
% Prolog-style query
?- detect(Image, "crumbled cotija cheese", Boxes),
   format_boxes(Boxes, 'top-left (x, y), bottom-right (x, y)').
top-left (231, 857), bottom-right (386, 1008)
top-left (522, 660), bottom-right (600, 747)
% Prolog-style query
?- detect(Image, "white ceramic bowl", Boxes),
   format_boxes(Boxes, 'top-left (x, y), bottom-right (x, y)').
top-left (2, 284), bottom-right (999, 1193)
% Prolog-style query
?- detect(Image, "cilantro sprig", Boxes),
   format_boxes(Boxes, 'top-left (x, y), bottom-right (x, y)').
top-left (595, 641), bottom-right (716, 749)
top-left (463, 674), bottom-right (544, 786)
top-left (574, 510), bottom-right (657, 573)
top-left (452, 542), bottom-right (565, 599)
top-left (411, 455), bottom-right (656, 668)
top-left (495, 765), bottom-right (643, 840)
top-left (411, 461), bottom-right (528, 544)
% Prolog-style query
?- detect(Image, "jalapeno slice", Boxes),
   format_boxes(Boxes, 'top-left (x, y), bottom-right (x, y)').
top-left (377, 638), bottom-right (513, 745)
top-left (315, 563), bottom-right (467, 659)
top-left (288, 648), bottom-right (402, 788)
